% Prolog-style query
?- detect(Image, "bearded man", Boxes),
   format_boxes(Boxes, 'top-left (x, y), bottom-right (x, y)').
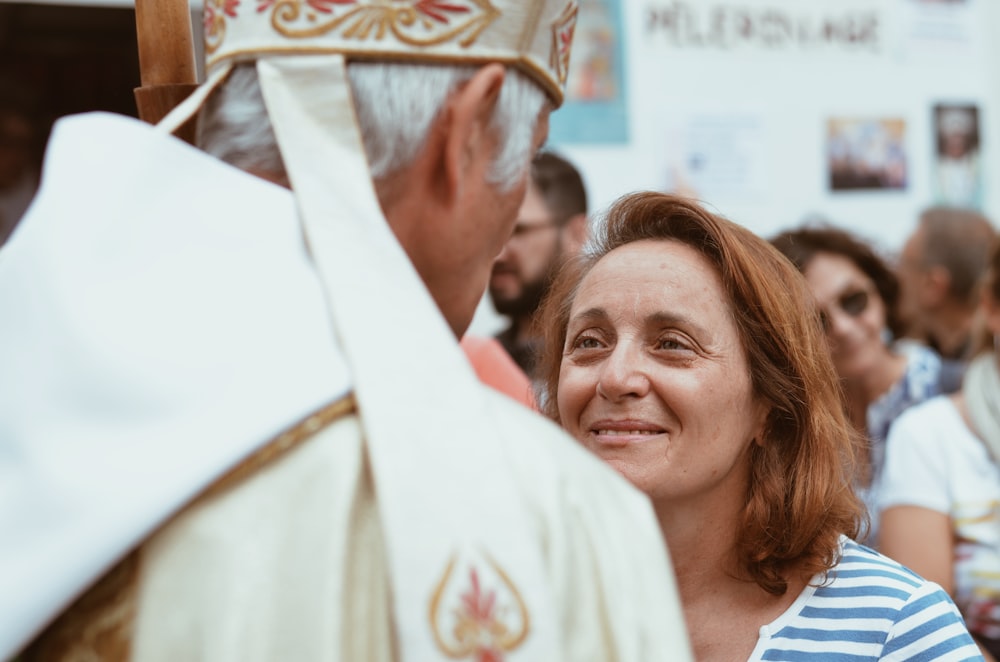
top-left (490, 151), bottom-right (588, 379)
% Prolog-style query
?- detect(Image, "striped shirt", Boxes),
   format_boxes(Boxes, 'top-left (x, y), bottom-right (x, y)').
top-left (751, 537), bottom-right (982, 661)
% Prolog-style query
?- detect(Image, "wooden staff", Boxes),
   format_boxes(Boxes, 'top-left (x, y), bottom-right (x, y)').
top-left (133, 0), bottom-right (200, 144)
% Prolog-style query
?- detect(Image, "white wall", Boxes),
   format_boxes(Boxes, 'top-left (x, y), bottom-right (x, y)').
top-left (550, 0), bottom-right (997, 257)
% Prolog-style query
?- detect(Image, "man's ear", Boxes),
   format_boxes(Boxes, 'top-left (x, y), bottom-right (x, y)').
top-left (560, 213), bottom-right (590, 255)
top-left (436, 63), bottom-right (506, 206)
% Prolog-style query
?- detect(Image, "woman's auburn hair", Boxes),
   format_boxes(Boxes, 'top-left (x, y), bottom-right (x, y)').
top-left (536, 191), bottom-right (866, 595)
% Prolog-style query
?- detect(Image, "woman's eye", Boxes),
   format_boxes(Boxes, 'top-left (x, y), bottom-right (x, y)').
top-left (657, 337), bottom-right (687, 351)
top-left (575, 336), bottom-right (602, 350)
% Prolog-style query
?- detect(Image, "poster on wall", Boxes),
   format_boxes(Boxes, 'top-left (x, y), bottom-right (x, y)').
top-left (898, 0), bottom-right (981, 64)
top-left (826, 117), bottom-right (908, 192)
top-left (548, 0), bottom-right (628, 144)
top-left (661, 113), bottom-right (769, 203)
top-left (931, 103), bottom-right (982, 209)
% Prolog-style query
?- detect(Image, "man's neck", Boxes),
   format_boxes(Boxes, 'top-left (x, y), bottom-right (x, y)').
top-left (925, 307), bottom-right (974, 360)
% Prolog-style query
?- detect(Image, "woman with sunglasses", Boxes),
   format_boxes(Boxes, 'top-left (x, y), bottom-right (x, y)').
top-left (771, 225), bottom-right (945, 546)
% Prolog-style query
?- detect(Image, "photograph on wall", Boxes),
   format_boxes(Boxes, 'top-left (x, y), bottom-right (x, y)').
top-left (548, 0), bottom-right (628, 145)
top-left (826, 117), bottom-right (908, 192)
top-left (931, 103), bottom-right (982, 209)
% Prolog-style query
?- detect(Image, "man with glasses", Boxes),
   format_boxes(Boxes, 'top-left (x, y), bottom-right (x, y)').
top-left (490, 151), bottom-right (589, 381)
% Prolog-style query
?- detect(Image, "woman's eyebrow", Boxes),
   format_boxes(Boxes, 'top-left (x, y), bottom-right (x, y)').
top-left (646, 311), bottom-right (708, 338)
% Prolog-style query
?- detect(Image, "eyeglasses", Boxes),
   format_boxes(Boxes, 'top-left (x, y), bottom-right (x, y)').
top-left (818, 288), bottom-right (871, 332)
top-left (509, 218), bottom-right (559, 239)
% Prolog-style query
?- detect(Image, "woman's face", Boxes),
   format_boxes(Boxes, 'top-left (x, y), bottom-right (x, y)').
top-left (802, 252), bottom-right (888, 382)
top-left (557, 239), bottom-right (765, 508)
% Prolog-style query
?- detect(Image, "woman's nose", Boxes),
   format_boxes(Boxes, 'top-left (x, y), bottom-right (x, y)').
top-left (596, 342), bottom-right (650, 401)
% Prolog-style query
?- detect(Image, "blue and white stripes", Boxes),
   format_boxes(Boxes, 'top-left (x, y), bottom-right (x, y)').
top-left (752, 538), bottom-right (982, 661)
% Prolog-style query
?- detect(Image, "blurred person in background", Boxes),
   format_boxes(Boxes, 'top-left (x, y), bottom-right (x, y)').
top-left (897, 206), bottom-right (996, 392)
top-left (772, 225), bottom-right (945, 545)
top-left (880, 237), bottom-right (1000, 661)
top-left (490, 150), bottom-right (589, 384)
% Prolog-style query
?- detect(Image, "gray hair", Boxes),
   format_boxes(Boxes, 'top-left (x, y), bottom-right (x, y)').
top-left (197, 61), bottom-right (547, 192)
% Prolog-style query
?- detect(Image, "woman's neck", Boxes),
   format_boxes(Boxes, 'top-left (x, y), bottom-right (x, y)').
top-left (842, 350), bottom-right (907, 415)
top-left (657, 501), bottom-right (807, 661)
top-left (655, 497), bottom-right (745, 603)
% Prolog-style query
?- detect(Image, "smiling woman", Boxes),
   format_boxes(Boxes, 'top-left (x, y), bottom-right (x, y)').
top-left (535, 191), bottom-right (982, 662)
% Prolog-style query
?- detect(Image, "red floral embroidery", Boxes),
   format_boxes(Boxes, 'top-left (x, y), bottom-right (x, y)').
top-left (460, 568), bottom-right (496, 624)
top-left (560, 24), bottom-right (574, 55)
top-left (257, 0), bottom-right (353, 13)
top-left (456, 568), bottom-right (508, 662)
top-left (550, 2), bottom-right (579, 85)
top-left (205, 0), bottom-right (240, 38)
top-left (430, 553), bottom-right (529, 660)
top-left (307, 0), bottom-right (357, 14)
top-left (415, 0), bottom-right (471, 24)
top-left (477, 649), bottom-right (503, 662)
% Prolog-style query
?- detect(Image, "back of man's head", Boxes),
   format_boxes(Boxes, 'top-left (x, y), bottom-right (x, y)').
top-left (917, 206), bottom-right (996, 305)
top-left (199, 62), bottom-right (546, 198)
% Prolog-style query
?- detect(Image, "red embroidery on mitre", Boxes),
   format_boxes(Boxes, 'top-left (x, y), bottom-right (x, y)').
top-left (430, 552), bottom-right (530, 660)
top-left (205, 0), bottom-right (242, 51)
top-left (218, 0), bottom-right (499, 49)
top-left (550, 1), bottom-right (578, 86)
top-left (415, 0), bottom-right (473, 23)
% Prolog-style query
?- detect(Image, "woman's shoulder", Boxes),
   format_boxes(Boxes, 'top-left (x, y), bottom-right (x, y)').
top-left (759, 538), bottom-right (980, 660)
top-left (824, 537), bottom-right (930, 596)
top-left (760, 537), bottom-right (979, 660)
top-left (837, 537), bottom-right (916, 568)
top-left (803, 537), bottom-right (962, 625)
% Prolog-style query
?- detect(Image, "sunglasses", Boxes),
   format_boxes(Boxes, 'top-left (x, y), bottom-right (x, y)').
top-left (819, 288), bottom-right (870, 332)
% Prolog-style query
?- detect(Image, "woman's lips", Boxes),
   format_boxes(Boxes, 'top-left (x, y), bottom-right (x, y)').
top-left (589, 421), bottom-right (666, 447)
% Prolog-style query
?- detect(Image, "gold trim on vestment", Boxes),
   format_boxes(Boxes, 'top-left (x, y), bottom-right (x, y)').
top-left (16, 395), bottom-right (357, 661)
top-left (16, 552), bottom-right (140, 662)
top-left (203, 394), bottom-right (357, 499)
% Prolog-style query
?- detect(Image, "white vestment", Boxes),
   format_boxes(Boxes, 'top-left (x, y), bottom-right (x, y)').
top-left (0, 113), bottom-right (692, 660)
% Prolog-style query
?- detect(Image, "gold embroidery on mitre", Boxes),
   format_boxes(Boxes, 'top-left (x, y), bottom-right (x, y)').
top-left (251, 0), bottom-right (501, 48)
top-left (549, 1), bottom-right (577, 86)
top-left (429, 551), bottom-right (530, 660)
